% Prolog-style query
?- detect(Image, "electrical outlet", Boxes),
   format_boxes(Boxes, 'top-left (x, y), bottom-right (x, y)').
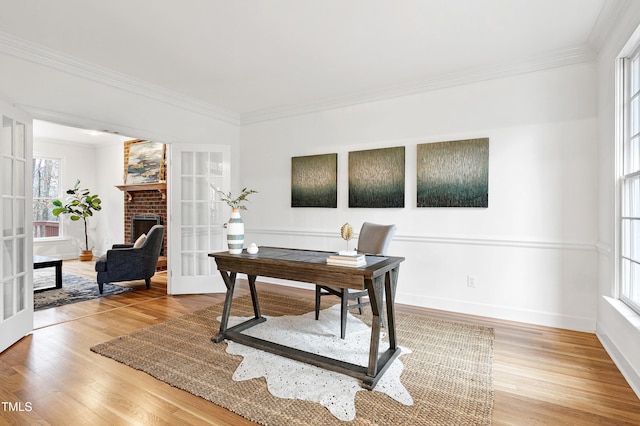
top-left (467, 275), bottom-right (476, 288)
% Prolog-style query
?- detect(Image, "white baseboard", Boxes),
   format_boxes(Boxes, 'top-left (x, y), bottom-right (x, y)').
top-left (597, 330), bottom-right (640, 399)
top-left (396, 291), bottom-right (596, 332)
top-left (251, 278), bottom-right (596, 332)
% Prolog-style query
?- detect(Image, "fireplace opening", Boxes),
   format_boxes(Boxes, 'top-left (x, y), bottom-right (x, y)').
top-left (131, 215), bottom-right (162, 254)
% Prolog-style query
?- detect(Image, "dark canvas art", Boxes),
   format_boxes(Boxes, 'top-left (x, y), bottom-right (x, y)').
top-left (417, 138), bottom-right (489, 208)
top-left (349, 146), bottom-right (405, 208)
top-left (291, 153), bottom-right (337, 208)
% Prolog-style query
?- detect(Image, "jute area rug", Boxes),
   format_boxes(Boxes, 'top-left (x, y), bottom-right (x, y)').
top-left (91, 292), bottom-right (494, 425)
top-left (34, 271), bottom-right (134, 311)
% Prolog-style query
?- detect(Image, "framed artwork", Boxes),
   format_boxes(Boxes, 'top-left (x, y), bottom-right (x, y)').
top-left (349, 146), bottom-right (405, 208)
top-left (126, 141), bottom-right (165, 184)
top-left (291, 153), bottom-right (337, 208)
top-left (417, 138), bottom-right (489, 207)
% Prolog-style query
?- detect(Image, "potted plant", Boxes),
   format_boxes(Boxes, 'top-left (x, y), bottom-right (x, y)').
top-left (216, 187), bottom-right (258, 254)
top-left (217, 187), bottom-right (258, 211)
top-left (52, 179), bottom-right (102, 261)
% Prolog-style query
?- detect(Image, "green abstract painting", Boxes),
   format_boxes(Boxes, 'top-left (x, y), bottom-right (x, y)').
top-left (291, 153), bottom-right (337, 208)
top-left (417, 138), bottom-right (489, 207)
top-left (349, 146), bottom-right (405, 208)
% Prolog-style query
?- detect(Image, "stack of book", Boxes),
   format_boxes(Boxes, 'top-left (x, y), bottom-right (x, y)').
top-left (326, 253), bottom-right (366, 267)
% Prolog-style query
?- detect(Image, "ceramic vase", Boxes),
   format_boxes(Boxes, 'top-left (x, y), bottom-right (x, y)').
top-left (227, 208), bottom-right (244, 254)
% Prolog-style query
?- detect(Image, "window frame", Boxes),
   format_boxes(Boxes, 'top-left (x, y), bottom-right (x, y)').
top-left (32, 155), bottom-right (62, 240)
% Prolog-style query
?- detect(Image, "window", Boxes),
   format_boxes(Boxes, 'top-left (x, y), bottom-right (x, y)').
top-left (621, 48), bottom-right (640, 314)
top-left (32, 157), bottom-right (60, 239)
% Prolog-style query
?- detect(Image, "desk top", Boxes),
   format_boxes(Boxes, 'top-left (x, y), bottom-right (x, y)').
top-left (210, 246), bottom-right (404, 290)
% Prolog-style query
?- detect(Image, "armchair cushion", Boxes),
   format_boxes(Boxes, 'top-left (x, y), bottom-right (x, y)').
top-left (133, 233), bottom-right (147, 248)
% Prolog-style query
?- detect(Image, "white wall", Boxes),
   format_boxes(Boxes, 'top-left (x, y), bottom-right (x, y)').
top-left (32, 138), bottom-right (99, 259)
top-left (0, 47), bottom-right (240, 260)
top-left (240, 62), bottom-right (599, 332)
top-left (94, 142), bottom-right (126, 255)
top-left (595, 0), bottom-right (640, 399)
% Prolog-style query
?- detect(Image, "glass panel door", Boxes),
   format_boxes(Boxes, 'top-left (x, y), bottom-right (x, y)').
top-left (169, 144), bottom-right (229, 294)
top-left (0, 102), bottom-right (32, 354)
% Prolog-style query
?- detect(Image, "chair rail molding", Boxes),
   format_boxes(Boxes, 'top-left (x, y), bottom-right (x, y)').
top-left (248, 228), bottom-right (598, 252)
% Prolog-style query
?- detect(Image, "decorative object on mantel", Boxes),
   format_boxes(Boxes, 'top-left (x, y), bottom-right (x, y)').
top-left (247, 243), bottom-right (259, 255)
top-left (216, 187), bottom-right (258, 254)
top-left (52, 179), bottom-right (102, 261)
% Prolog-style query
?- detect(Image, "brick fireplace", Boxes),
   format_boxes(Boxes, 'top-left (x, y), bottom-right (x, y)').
top-left (123, 192), bottom-right (167, 252)
top-left (118, 140), bottom-right (168, 270)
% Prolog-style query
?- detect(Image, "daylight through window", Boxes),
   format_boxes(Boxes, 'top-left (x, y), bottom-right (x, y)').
top-left (32, 157), bottom-right (60, 239)
top-left (621, 49), bottom-right (640, 314)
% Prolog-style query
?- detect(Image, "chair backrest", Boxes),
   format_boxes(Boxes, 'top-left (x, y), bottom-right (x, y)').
top-left (356, 222), bottom-right (397, 256)
top-left (140, 225), bottom-right (164, 256)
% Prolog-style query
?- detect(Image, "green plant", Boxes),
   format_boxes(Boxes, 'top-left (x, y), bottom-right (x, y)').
top-left (217, 187), bottom-right (258, 210)
top-left (52, 179), bottom-right (102, 251)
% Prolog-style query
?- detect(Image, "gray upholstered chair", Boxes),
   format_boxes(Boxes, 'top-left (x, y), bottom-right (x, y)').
top-left (95, 225), bottom-right (164, 294)
top-left (315, 222), bottom-right (397, 339)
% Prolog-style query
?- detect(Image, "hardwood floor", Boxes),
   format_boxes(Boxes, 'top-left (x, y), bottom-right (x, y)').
top-left (1, 259), bottom-right (639, 425)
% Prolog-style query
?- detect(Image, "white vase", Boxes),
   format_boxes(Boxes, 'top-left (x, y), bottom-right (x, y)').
top-left (227, 208), bottom-right (244, 254)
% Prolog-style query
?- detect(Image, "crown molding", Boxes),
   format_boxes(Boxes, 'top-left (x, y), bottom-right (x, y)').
top-left (240, 44), bottom-right (597, 125)
top-left (0, 30), bottom-right (598, 128)
top-left (0, 31), bottom-right (240, 125)
top-left (588, 0), bottom-right (631, 52)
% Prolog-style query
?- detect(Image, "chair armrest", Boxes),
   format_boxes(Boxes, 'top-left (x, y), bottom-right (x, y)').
top-left (106, 247), bottom-right (151, 265)
top-left (112, 243), bottom-right (134, 249)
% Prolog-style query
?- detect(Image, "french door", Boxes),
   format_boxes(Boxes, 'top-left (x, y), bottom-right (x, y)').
top-left (168, 144), bottom-right (230, 294)
top-left (0, 101), bottom-right (32, 353)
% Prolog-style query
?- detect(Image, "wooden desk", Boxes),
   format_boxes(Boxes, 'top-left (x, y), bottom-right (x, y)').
top-left (209, 246), bottom-right (404, 390)
top-left (33, 255), bottom-right (63, 292)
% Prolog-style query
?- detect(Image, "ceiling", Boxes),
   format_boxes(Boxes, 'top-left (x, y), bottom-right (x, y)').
top-left (33, 120), bottom-right (133, 145)
top-left (0, 0), bottom-right (619, 126)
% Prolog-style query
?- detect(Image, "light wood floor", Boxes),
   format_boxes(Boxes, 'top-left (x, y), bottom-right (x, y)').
top-left (1, 259), bottom-right (639, 425)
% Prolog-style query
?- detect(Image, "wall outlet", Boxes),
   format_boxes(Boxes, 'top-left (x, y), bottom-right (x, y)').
top-left (467, 275), bottom-right (476, 288)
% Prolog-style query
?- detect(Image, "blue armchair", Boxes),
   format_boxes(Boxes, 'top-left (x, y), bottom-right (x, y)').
top-left (95, 225), bottom-right (164, 294)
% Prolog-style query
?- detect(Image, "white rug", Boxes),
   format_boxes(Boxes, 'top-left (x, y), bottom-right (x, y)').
top-left (222, 304), bottom-right (413, 421)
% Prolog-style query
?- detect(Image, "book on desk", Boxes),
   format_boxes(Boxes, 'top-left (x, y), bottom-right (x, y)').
top-left (326, 253), bottom-right (366, 267)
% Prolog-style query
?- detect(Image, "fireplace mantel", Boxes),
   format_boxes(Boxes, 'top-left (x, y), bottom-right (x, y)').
top-left (116, 182), bottom-right (167, 202)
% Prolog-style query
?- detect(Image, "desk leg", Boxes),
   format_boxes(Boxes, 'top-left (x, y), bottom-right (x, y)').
top-left (385, 266), bottom-right (400, 350)
top-left (212, 271), bottom-right (237, 343)
top-left (247, 274), bottom-right (261, 319)
top-left (363, 270), bottom-right (402, 390)
top-left (364, 275), bottom-right (384, 385)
